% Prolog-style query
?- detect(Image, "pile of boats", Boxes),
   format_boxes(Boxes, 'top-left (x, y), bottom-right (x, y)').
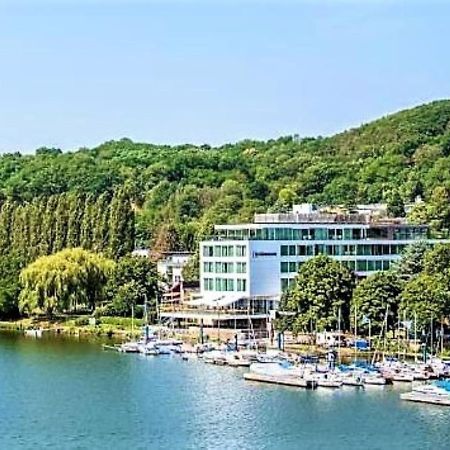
top-left (105, 337), bottom-right (184, 356)
top-left (108, 333), bottom-right (450, 404)
top-left (244, 355), bottom-right (450, 389)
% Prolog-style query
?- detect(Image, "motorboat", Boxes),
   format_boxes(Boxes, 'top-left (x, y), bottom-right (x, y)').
top-left (342, 373), bottom-right (364, 387)
top-left (24, 329), bottom-right (43, 338)
top-left (363, 372), bottom-right (387, 386)
top-left (119, 342), bottom-right (140, 353)
top-left (315, 373), bottom-right (343, 388)
top-left (225, 353), bottom-right (251, 367)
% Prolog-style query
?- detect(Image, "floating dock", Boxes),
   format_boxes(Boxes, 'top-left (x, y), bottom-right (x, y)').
top-left (243, 372), bottom-right (317, 389)
top-left (400, 392), bottom-right (450, 406)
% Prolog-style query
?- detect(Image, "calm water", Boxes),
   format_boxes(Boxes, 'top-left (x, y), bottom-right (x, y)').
top-left (1, 332), bottom-right (449, 450)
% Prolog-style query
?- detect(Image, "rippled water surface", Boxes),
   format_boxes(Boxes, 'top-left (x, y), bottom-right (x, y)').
top-left (1, 332), bottom-right (450, 450)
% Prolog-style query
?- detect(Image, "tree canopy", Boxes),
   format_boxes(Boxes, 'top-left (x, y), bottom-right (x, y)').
top-left (19, 248), bottom-right (114, 316)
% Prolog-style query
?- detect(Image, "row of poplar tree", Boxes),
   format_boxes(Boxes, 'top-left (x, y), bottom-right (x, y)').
top-left (0, 187), bottom-right (135, 264)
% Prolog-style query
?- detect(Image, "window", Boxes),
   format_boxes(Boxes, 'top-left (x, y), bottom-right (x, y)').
top-left (289, 262), bottom-right (297, 273)
top-left (281, 278), bottom-right (289, 291)
top-left (214, 246), bottom-right (221, 257)
top-left (280, 262), bottom-right (289, 273)
top-left (298, 245), bottom-right (306, 256)
top-left (236, 245), bottom-right (247, 257)
top-left (343, 229), bottom-right (353, 240)
top-left (289, 245), bottom-right (296, 256)
top-left (281, 245), bottom-right (289, 256)
top-left (204, 278), bottom-right (214, 291)
top-left (203, 246), bottom-right (214, 257)
top-left (203, 262), bottom-right (214, 273)
top-left (237, 279), bottom-right (247, 292)
top-left (236, 262), bottom-right (247, 273)
top-left (357, 260), bottom-right (367, 272)
top-left (382, 260), bottom-right (391, 270)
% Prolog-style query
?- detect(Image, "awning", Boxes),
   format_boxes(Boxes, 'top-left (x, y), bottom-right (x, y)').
top-left (185, 295), bottom-right (244, 307)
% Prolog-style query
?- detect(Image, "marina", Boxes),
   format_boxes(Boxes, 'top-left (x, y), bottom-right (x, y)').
top-left (2, 330), bottom-right (450, 450)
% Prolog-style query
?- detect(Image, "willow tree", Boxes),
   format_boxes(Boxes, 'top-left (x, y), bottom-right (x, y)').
top-left (19, 248), bottom-right (114, 316)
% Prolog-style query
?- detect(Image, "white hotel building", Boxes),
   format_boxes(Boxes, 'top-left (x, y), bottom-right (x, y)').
top-left (193, 204), bottom-right (445, 330)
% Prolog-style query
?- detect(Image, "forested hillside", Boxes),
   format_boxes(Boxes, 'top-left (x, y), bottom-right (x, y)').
top-left (1, 99), bottom-right (450, 254)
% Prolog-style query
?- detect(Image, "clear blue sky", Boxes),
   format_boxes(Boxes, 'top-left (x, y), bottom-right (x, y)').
top-left (0, 0), bottom-right (449, 153)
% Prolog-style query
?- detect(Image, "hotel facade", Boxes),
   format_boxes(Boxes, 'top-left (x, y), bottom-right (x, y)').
top-left (199, 204), bottom-right (444, 308)
top-left (160, 204), bottom-right (446, 334)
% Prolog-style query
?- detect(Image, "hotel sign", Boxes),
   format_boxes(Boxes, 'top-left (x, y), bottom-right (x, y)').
top-left (252, 251), bottom-right (277, 258)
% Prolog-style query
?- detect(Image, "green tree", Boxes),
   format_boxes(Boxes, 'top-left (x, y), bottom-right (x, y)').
top-left (393, 241), bottom-right (429, 282)
top-left (351, 271), bottom-right (402, 334)
top-left (19, 248), bottom-right (114, 316)
top-left (400, 273), bottom-right (449, 330)
top-left (284, 255), bottom-right (355, 332)
top-left (105, 255), bottom-right (160, 318)
top-left (386, 190), bottom-right (405, 217)
top-left (109, 188), bottom-right (135, 258)
top-left (423, 243), bottom-right (450, 277)
top-left (0, 254), bottom-right (24, 319)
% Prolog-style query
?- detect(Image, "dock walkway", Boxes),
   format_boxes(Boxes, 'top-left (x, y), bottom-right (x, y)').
top-left (400, 392), bottom-right (450, 406)
top-left (243, 372), bottom-right (316, 389)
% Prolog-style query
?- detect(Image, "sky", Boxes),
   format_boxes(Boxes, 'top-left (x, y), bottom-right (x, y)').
top-left (0, 0), bottom-right (449, 153)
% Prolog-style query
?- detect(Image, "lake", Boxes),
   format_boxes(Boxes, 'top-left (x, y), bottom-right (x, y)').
top-left (0, 331), bottom-right (449, 450)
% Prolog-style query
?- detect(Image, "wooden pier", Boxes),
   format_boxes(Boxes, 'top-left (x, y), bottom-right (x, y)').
top-left (400, 392), bottom-right (450, 406)
top-left (243, 372), bottom-right (317, 389)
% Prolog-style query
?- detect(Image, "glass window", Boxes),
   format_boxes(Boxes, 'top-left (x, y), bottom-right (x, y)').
top-left (367, 260), bottom-right (375, 271)
top-left (203, 246), bottom-right (214, 257)
top-left (289, 262), bottom-right (297, 273)
top-left (375, 260), bottom-right (383, 271)
top-left (357, 260), bottom-right (367, 272)
top-left (346, 260), bottom-right (356, 270)
top-left (328, 229), bottom-right (335, 240)
top-left (237, 279), bottom-right (247, 292)
top-left (289, 245), bottom-right (296, 256)
top-left (298, 245), bottom-right (306, 256)
top-left (281, 278), bottom-right (289, 291)
top-left (382, 260), bottom-right (391, 270)
top-left (281, 262), bottom-right (289, 273)
top-left (315, 244), bottom-right (324, 255)
top-left (236, 245), bottom-right (247, 257)
top-left (281, 245), bottom-right (289, 256)
top-left (343, 229), bottom-right (352, 240)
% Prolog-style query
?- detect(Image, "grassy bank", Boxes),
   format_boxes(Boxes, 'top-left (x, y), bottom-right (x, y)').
top-left (0, 316), bottom-right (145, 339)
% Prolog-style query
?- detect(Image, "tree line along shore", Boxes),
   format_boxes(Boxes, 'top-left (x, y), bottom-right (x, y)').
top-left (0, 100), bottom-right (450, 340)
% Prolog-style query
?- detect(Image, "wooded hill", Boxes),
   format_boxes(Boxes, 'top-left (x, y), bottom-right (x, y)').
top-left (1, 99), bottom-right (450, 253)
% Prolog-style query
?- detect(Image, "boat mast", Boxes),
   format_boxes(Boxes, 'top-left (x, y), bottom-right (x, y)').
top-left (414, 310), bottom-right (418, 363)
top-left (353, 303), bottom-right (357, 363)
top-left (337, 305), bottom-right (341, 366)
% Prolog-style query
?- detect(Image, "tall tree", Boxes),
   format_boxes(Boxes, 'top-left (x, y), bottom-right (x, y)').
top-left (109, 188), bottom-right (135, 258)
top-left (352, 271), bottom-right (402, 333)
top-left (53, 194), bottom-right (69, 253)
top-left (283, 255), bottom-right (355, 332)
top-left (66, 193), bottom-right (85, 248)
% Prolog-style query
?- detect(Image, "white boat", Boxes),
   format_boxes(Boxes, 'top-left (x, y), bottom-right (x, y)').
top-left (391, 371), bottom-right (415, 382)
top-left (315, 373), bottom-right (343, 388)
top-left (24, 329), bottom-right (43, 338)
top-left (249, 362), bottom-right (302, 378)
top-left (119, 342), bottom-right (140, 353)
top-left (225, 353), bottom-right (251, 367)
top-left (342, 373), bottom-right (364, 387)
top-left (363, 373), bottom-right (387, 385)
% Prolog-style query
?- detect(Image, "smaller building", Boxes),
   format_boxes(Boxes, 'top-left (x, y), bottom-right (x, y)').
top-left (157, 251), bottom-right (193, 286)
